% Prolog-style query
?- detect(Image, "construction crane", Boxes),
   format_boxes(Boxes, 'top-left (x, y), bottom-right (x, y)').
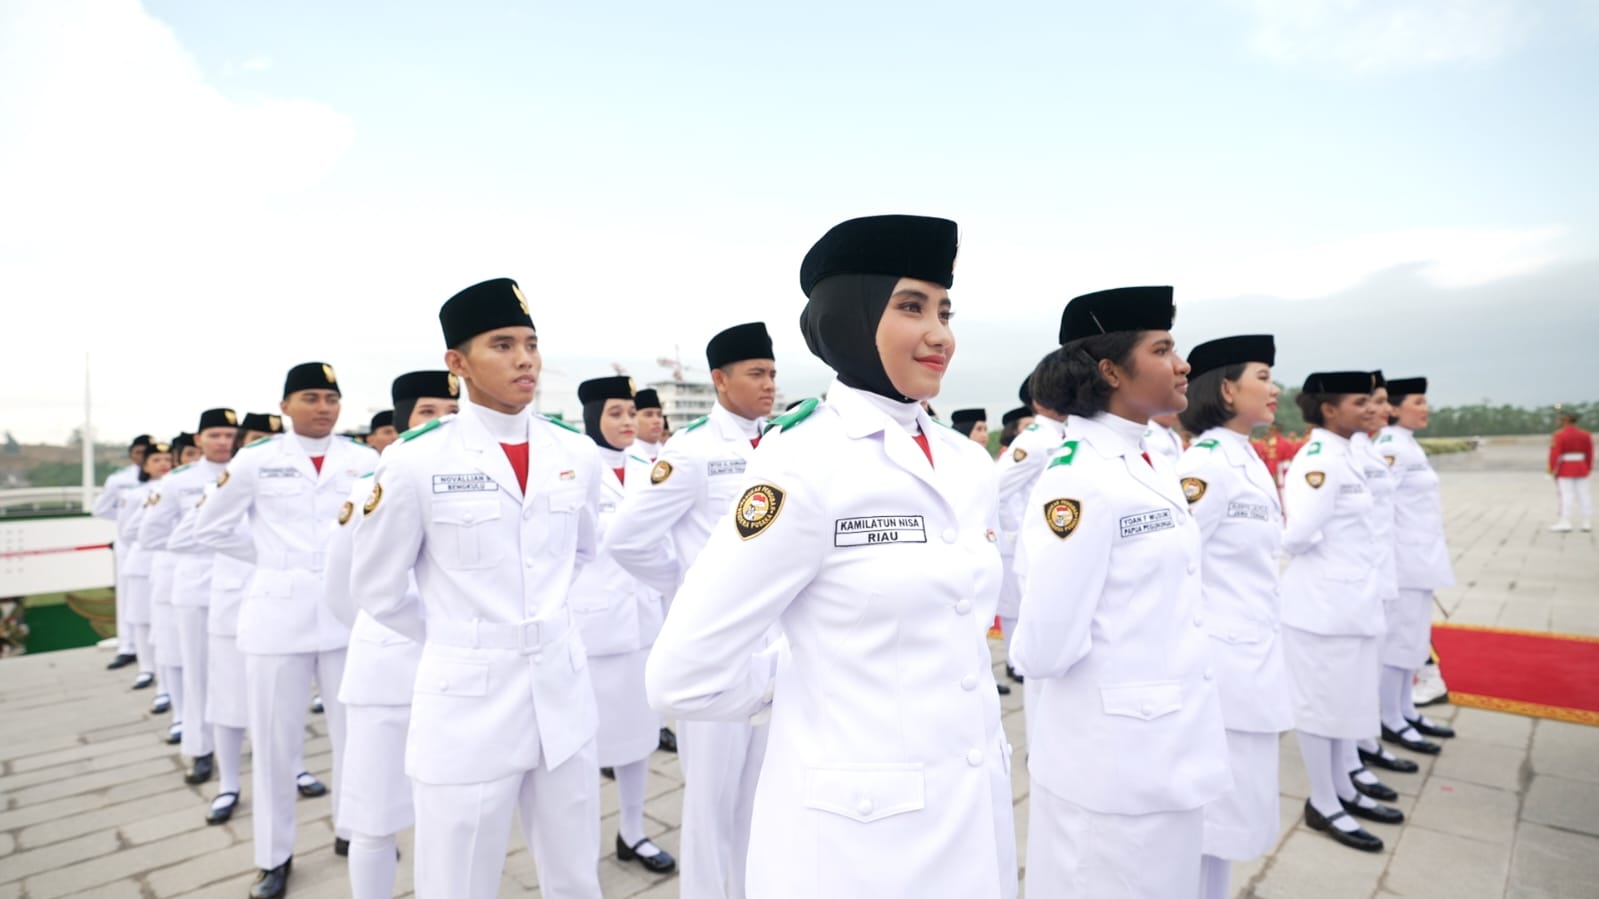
top-left (611, 362), bottom-right (628, 376)
top-left (655, 345), bottom-right (695, 382)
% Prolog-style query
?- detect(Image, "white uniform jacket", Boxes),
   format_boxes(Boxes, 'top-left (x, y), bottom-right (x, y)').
top-left (993, 415), bottom-right (1068, 620)
top-left (325, 473), bottom-right (423, 707)
top-left (1145, 420), bottom-right (1185, 467)
top-left (172, 481), bottom-right (253, 635)
top-left (1353, 432), bottom-right (1400, 600)
top-left (94, 464), bottom-right (139, 521)
top-left (119, 483), bottom-right (155, 577)
top-left (1012, 413), bottom-right (1230, 815)
top-left (348, 404), bottom-right (602, 784)
top-left (647, 382), bottom-right (1017, 899)
top-left (194, 432), bottom-right (377, 655)
top-left (604, 402), bottom-right (762, 599)
top-left (141, 459), bottom-right (226, 608)
top-left (1177, 429), bottom-right (1294, 734)
top-left (1279, 430), bottom-right (1380, 637)
top-left (570, 453), bottom-right (664, 658)
top-left (1379, 427), bottom-right (1455, 591)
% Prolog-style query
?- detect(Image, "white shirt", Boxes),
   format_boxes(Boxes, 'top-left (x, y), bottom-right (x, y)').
top-left (1379, 426), bottom-right (1456, 591)
top-left (1279, 429), bottom-right (1381, 636)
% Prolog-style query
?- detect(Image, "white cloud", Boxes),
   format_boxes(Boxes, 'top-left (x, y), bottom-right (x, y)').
top-left (239, 54), bottom-right (273, 72)
top-left (1234, 0), bottom-right (1537, 71)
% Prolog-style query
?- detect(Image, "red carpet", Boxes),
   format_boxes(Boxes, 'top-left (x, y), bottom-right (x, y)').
top-left (1434, 623), bottom-right (1599, 726)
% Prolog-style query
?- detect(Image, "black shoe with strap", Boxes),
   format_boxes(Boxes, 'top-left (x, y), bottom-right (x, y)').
top-left (107, 653), bottom-right (137, 670)
top-left (1358, 745), bottom-right (1420, 774)
top-left (1341, 796), bottom-right (1405, 825)
top-left (1381, 724), bottom-right (1441, 755)
top-left (250, 857), bottom-right (292, 899)
top-left (996, 682), bottom-right (1012, 696)
top-left (1303, 800), bottom-right (1383, 852)
top-left (616, 834), bottom-right (677, 874)
top-left (1349, 768), bottom-right (1398, 802)
top-left (296, 772), bottom-right (328, 798)
top-left (658, 727), bottom-right (677, 754)
top-left (1006, 665), bottom-right (1025, 684)
top-left (185, 753), bottom-right (214, 785)
top-left (1406, 715), bottom-right (1456, 739)
top-left (206, 791), bottom-right (239, 825)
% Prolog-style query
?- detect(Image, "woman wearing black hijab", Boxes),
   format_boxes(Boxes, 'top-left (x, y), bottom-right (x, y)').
top-left (646, 215), bottom-right (1017, 898)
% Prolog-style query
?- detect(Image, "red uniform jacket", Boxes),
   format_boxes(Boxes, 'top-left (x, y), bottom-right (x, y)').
top-left (1550, 425), bottom-right (1594, 478)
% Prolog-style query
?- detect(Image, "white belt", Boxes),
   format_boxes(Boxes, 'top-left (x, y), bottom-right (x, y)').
top-left (259, 550), bottom-right (325, 571)
top-left (428, 616), bottom-right (569, 655)
top-left (1559, 452), bottom-right (1586, 462)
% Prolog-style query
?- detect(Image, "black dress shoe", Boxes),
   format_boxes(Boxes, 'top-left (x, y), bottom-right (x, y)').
top-left (310, 696), bottom-right (325, 714)
top-left (334, 837), bottom-right (349, 856)
top-left (1341, 797), bottom-right (1405, 825)
top-left (1304, 801), bottom-right (1383, 853)
top-left (296, 773), bottom-right (328, 798)
top-left (151, 693), bottom-right (171, 714)
top-left (616, 834), bottom-right (677, 874)
top-left (186, 753), bottom-right (215, 785)
top-left (250, 858), bottom-right (292, 899)
top-left (1382, 724), bottom-right (1441, 755)
top-left (1006, 665), bottom-right (1025, 684)
top-left (996, 682), bottom-right (1012, 696)
top-left (107, 653), bottom-right (137, 670)
top-left (207, 791), bottom-right (239, 825)
top-left (600, 767), bottom-right (615, 780)
top-left (1406, 716), bottom-right (1456, 739)
top-left (1349, 769), bottom-right (1398, 802)
top-left (132, 673), bottom-right (155, 690)
top-left (165, 725), bottom-right (182, 745)
top-left (658, 727), bottom-right (677, 754)
top-left (1359, 746), bottom-right (1420, 774)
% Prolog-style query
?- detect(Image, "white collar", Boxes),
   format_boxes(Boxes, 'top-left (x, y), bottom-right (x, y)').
top-left (465, 401), bottom-right (530, 444)
top-left (1091, 412), bottom-right (1149, 451)
top-left (711, 402), bottom-right (763, 440)
top-left (289, 429), bottom-right (332, 456)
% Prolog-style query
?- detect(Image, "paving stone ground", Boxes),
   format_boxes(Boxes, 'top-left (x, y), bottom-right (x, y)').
top-left (1, 436), bottom-right (1594, 897)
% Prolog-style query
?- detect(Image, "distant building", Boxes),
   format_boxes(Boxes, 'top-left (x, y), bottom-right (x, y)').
top-left (648, 379), bottom-right (784, 432)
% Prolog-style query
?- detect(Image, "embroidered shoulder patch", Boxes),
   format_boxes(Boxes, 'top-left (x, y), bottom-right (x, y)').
top-left (766, 398), bottom-right (818, 434)
top-left (171, 463), bottom-right (192, 474)
top-left (1012, 448), bottom-right (1028, 463)
top-left (216, 470), bottom-right (230, 488)
top-left (1305, 441), bottom-right (1323, 456)
top-left (1181, 477), bottom-right (1208, 503)
top-left (1046, 440), bottom-right (1080, 469)
top-left (363, 483), bottom-right (384, 514)
top-left (1195, 439), bottom-right (1219, 450)
top-left (337, 501), bottom-right (354, 525)
top-left (650, 460), bottom-right (674, 484)
top-left (1305, 471), bottom-right (1326, 489)
top-left (734, 483), bottom-right (786, 540)
top-left (1043, 497), bottom-right (1082, 539)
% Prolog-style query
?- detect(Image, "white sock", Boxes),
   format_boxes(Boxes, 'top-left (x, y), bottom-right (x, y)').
top-left (615, 760), bottom-right (659, 856)
top-left (215, 725), bottom-right (245, 796)
top-left (1401, 673), bottom-right (1420, 721)
top-left (1000, 616), bottom-right (1018, 662)
top-left (347, 832), bottom-right (399, 899)
top-left (1297, 733), bottom-right (1358, 832)
top-left (210, 792), bottom-right (237, 813)
top-left (1199, 855), bottom-right (1231, 899)
top-left (1337, 739), bottom-right (1372, 783)
top-left (1381, 665), bottom-right (1411, 732)
top-left (1329, 740), bottom-right (1359, 803)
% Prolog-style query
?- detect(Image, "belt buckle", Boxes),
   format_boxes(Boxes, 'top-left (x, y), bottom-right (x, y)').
top-left (517, 620), bottom-right (542, 655)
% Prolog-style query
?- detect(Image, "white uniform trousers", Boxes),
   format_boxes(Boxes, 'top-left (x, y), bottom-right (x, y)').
top-left (410, 740), bottom-right (602, 899)
top-left (1381, 589), bottom-right (1435, 669)
top-left (678, 718), bottom-right (769, 899)
top-left (113, 543), bottom-right (135, 654)
top-left (205, 633), bottom-right (249, 728)
top-left (1027, 781), bottom-right (1203, 899)
top-left (244, 649), bottom-right (349, 869)
top-left (176, 606), bottom-right (214, 757)
top-left (1557, 476), bottom-right (1592, 525)
top-left (338, 703), bottom-right (413, 836)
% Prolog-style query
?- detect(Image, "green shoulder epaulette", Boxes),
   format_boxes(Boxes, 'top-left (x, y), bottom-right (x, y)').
top-left (929, 416), bottom-right (955, 430)
top-left (1305, 440), bottom-right (1323, 456)
top-left (1047, 440), bottom-right (1080, 469)
top-left (1196, 438), bottom-right (1219, 450)
top-left (627, 454), bottom-right (649, 466)
top-left (1377, 433), bottom-right (1394, 444)
top-left (399, 418), bottom-right (445, 443)
top-left (358, 471), bottom-right (374, 480)
top-left (1024, 423), bottom-right (1040, 432)
top-left (244, 435), bottom-right (273, 448)
top-left (682, 415), bottom-right (709, 433)
top-left (765, 398), bottom-right (817, 434)
top-left (541, 415), bottom-right (580, 434)
top-left (171, 462), bottom-right (193, 474)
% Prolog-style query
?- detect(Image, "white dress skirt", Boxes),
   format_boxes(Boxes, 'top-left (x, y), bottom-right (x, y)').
top-left (1381, 588), bottom-right (1435, 668)
top-left (1028, 779), bottom-right (1204, 898)
top-left (123, 573), bottom-right (153, 625)
top-left (1202, 729), bottom-right (1281, 860)
top-left (1281, 625), bottom-right (1380, 738)
top-left (590, 648), bottom-right (659, 768)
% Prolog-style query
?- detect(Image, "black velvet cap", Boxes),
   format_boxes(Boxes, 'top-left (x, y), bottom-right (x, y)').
top-left (1371, 370), bottom-right (1387, 391)
top-left (1387, 377), bottom-right (1427, 396)
top-left (634, 388), bottom-right (661, 410)
top-left (147, 441), bottom-right (172, 456)
top-left (240, 412), bottom-right (283, 434)
top-left (577, 376), bottom-right (636, 404)
top-left (283, 362), bottom-right (340, 398)
top-left (1019, 375), bottom-right (1033, 406)
top-left (369, 411), bottom-right (394, 432)
top-left (951, 408), bottom-right (986, 426)
top-left (1303, 371), bottom-right (1379, 394)
top-left (171, 432), bottom-right (195, 454)
top-left (1002, 406), bottom-right (1031, 426)
top-left (1059, 286), bottom-right (1176, 343)
top-left (799, 215), bottom-right (959, 297)
top-left (1186, 335), bottom-right (1276, 379)
top-left (129, 434), bottom-right (152, 451)
top-left (391, 370), bottom-right (458, 403)
top-left (706, 322), bottom-right (774, 369)
top-left (196, 408), bottom-right (239, 432)
top-left (439, 278), bottom-right (534, 348)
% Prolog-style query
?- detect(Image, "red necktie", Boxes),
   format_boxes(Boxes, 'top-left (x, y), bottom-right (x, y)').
top-left (500, 442), bottom-right (529, 492)
top-left (750, 437), bottom-right (761, 449)
top-left (613, 466), bottom-right (626, 485)
top-left (309, 455), bottom-right (324, 474)
top-left (912, 432), bottom-right (934, 468)
top-left (1141, 451), bottom-right (1153, 468)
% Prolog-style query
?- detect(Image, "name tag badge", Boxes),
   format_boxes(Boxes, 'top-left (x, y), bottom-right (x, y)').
top-left (259, 467), bottom-right (299, 479)
top-left (834, 515), bottom-right (928, 547)
top-left (708, 459), bottom-right (747, 477)
top-left (600, 501), bottom-right (617, 513)
top-left (1226, 500), bottom-right (1271, 522)
top-left (1119, 509), bottom-right (1175, 538)
top-left (1363, 467), bottom-right (1387, 478)
top-left (1339, 484), bottom-right (1365, 495)
top-left (432, 473), bottom-right (496, 494)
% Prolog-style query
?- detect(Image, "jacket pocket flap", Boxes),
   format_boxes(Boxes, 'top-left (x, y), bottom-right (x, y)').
top-left (414, 657), bottom-right (489, 697)
top-left (803, 765), bottom-right (925, 823)
top-left (430, 500), bottom-right (501, 527)
top-left (547, 488), bottom-right (586, 512)
top-left (1100, 681), bottom-right (1183, 721)
top-left (1208, 615), bottom-right (1269, 646)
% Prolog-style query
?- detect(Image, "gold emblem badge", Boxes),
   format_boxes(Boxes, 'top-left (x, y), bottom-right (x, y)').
top-left (269, 415), bottom-right (282, 432)
top-left (224, 409), bottom-right (238, 425)
top-left (146, 492), bottom-right (161, 507)
top-left (734, 483), bottom-right (786, 540)
top-left (1306, 471), bottom-right (1326, 489)
top-left (216, 471), bottom-right (230, 488)
top-left (1044, 498), bottom-right (1082, 540)
top-left (363, 483), bottom-right (383, 515)
top-left (322, 363), bottom-right (336, 384)
top-left (650, 460), bottom-right (673, 484)
top-left (447, 372), bottom-right (460, 397)
top-left (1181, 477), bottom-right (1208, 504)
top-left (337, 501), bottom-right (354, 526)
top-left (1013, 448), bottom-right (1027, 463)
top-left (1385, 456), bottom-right (1397, 467)
top-left (627, 378), bottom-right (636, 396)
top-left (512, 282), bottom-right (530, 316)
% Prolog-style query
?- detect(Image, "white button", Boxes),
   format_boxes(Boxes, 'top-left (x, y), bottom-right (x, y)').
top-left (954, 599), bottom-right (973, 615)
top-left (437, 681), bottom-right (448, 692)
top-left (1272, 622), bottom-right (1281, 632)
top-left (463, 512), bottom-right (474, 523)
top-left (525, 559), bottom-right (535, 568)
top-left (1187, 563), bottom-right (1198, 574)
top-left (1141, 703), bottom-right (1153, 716)
top-left (533, 653), bottom-right (544, 664)
top-left (1193, 616), bottom-right (1204, 628)
top-left (960, 675), bottom-right (978, 691)
top-left (942, 528), bottom-right (957, 543)
top-left (1204, 668), bottom-right (1215, 681)
top-left (856, 798), bottom-right (873, 816)
top-left (967, 749), bottom-right (984, 766)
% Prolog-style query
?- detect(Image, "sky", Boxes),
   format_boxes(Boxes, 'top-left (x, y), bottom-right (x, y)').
top-left (1, 0), bottom-right (1595, 443)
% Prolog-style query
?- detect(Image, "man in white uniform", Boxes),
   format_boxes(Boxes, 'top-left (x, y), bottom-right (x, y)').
top-left (97, 434), bottom-right (152, 669)
top-left (997, 364), bottom-right (1067, 695)
top-left (350, 278), bottom-right (604, 899)
top-left (633, 387), bottom-right (666, 460)
top-left (196, 363), bottom-right (376, 899)
top-left (606, 322), bottom-right (777, 899)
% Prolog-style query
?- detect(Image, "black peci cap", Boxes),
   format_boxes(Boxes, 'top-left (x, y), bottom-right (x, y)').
top-left (1059, 286), bottom-right (1176, 343)
top-left (577, 376), bottom-right (636, 404)
top-left (391, 370), bottom-right (458, 403)
top-left (1186, 335), bottom-right (1275, 379)
top-left (283, 362), bottom-right (340, 399)
top-left (634, 388), bottom-right (661, 410)
top-left (1002, 406), bottom-right (1031, 426)
top-left (706, 322), bottom-right (775, 369)
top-left (1387, 377), bottom-right (1427, 396)
top-left (439, 278), bottom-right (535, 348)
top-left (196, 408), bottom-right (239, 432)
top-left (1303, 371), bottom-right (1379, 394)
top-left (799, 215), bottom-right (959, 297)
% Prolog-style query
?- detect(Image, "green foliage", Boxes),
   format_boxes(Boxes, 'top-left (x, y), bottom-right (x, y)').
top-left (1272, 389), bottom-right (1593, 438)
top-left (25, 461), bottom-right (121, 487)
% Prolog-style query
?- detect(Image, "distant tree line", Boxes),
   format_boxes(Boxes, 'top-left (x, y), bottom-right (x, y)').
top-left (1272, 389), bottom-right (1592, 438)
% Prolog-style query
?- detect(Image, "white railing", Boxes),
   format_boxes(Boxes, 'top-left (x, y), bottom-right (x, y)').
top-left (0, 487), bottom-right (101, 517)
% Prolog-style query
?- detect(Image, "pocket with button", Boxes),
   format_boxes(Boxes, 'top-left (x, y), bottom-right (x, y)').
top-left (413, 656), bottom-right (490, 697)
top-left (1099, 680), bottom-right (1183, 721)
top-left (542, 488), bottom-right (586, 551)
top-left (428, 500), bottom-right (504, 569)
top-left (802, 765), bottom-right (925, 823)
